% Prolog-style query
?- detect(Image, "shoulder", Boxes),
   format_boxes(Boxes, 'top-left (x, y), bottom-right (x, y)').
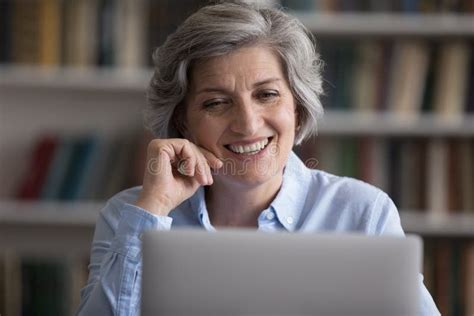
top-left (309, 168), bottom-right (383, 205)
top-left (304, 169), bottom-right (403, 235)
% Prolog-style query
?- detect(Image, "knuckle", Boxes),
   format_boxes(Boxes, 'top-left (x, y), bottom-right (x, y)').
top-left (147, 139), bottom-right (163, 153)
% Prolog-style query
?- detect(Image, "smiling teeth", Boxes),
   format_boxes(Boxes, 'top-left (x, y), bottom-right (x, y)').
top-left (228, 138), bottom-right (269, 154)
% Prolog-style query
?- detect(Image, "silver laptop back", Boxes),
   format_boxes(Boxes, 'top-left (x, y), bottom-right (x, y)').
top-left (142, 229), bottom-right (421, 316)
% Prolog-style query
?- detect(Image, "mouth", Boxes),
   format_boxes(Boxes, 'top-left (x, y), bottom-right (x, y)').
top-left (224, 137), bottom-right (274, 156)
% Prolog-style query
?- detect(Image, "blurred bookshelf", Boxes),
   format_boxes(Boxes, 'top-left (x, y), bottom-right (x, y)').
top-left (0, 66), bottom-right (152, 91)
top-left (1, 0), bottom-right (474, 315)
top-left (292, 12), bottom-right (474, 36)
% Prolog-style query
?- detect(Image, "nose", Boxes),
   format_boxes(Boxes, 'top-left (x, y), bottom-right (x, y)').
top-left (229, 97), bottom-right (263, 136)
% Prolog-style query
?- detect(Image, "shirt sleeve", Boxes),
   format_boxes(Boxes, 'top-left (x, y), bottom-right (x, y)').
top-left (369, 192), bottom-right (441, 316)
top-left (76, 199), bottom-right (172, 316)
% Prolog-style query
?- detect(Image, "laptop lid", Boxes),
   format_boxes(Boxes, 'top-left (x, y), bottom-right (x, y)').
top-left (142, 229), bottom-right (421, 316)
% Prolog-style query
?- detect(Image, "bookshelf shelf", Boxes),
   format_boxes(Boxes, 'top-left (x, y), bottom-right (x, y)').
top-left (401, 212), bottom-right (474, 237)
top-left (0, 66), bottom-right (152, 92)
top-left (0, 201), bottom-right (101, 226)
top-left (0, 201), bottom-right (100, 255)
top-left (319, 111), bottom-right (474, 136)
top-left (1, 201), bottom-right (473, 237)
top-left (292, 12), bottom-right (474, 36)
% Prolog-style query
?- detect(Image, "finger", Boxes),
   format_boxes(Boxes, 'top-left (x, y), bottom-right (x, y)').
top-left (196, 146), bottom-right (223, 169)
top-left (148, 149), bottom-right (172, 179)
top-left (195, 158), bottom-right (210, 185)
top-left (205, 161), bottom-right (214, 185)
top-left (193, 148), bottom-right (213, 185)
top-left (174, 141), bottom-right (197, 176)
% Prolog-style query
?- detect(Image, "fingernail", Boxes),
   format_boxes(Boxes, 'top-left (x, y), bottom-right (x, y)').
top-left (177, 160), bottom-right (189, 175)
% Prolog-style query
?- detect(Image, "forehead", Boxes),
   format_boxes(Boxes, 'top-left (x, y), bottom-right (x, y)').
top-left (189, 46), bottom-right (285, 87)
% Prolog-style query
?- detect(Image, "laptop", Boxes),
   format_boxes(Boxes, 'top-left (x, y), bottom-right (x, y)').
top-left (141, 229), bottom-right (422, 316)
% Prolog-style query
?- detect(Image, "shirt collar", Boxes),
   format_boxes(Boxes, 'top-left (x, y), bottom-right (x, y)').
top-left (270, 151), bottom-right (312, 231)
top-left (189, 187), bottom-right (216, 231)
top-left (189, 151), bottom-right (312, 232)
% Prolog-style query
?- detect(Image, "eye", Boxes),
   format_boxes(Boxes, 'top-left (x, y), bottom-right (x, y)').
top-left (257, 90), bottom-right (279, 102)
top-left (202, 98), bottom-right (230, 109)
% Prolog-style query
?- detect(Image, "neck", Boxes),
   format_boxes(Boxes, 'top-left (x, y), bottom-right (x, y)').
top-left (206, 175), bottom-right (282, 228)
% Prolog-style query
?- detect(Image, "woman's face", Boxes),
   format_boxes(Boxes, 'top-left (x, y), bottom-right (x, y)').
top-left (184, 46), bottom-right (297, 187)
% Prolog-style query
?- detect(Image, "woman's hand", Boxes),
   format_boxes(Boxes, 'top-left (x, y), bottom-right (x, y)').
top-left (134, 138), bottom-right (223, 216)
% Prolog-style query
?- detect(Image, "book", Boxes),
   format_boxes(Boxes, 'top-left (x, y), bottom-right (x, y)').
top-left (401, 0), bottom-right (420, 12)
top-left (451, 243), bottom-right (463, 316)
top-left (420, 44), bottom-right (437, 113)
top-left (21, 257), bottom-right (69, 316)
top-left (422, 239), bottom-right (435, 293)
top-left (386, 40), bottom-right (429, 119)
top-left (74, 136), bottom-right (112, 200)
top-left (387, 139), bottom-right (402, 206)
top-left (16, 135), bottom-right (58, 200)
top-left (38, 0), bottom-right (62, 66)
top-left (434, 241), bottom-right (452, 316)
top-left (0, 0), bottom-right (12, 63)
top-left (425, 139), bottom-right (449, 215)
top-left (447, 140), bottom-right (463, 213)
top-left (41, 137), bottom-right (75, 200)
top-left (357, 137), bottom-right (374, 183)
top-left (312, 136), bottom-right (341, 175)
top-left (465, 242), bottom-right (474, 316)
top-left (433, 41), bottom-right (471, 120)
top-left (368, 138), bottom-right (389, 193)
top-left (69, 256), bottom-right (89, 315)
top-left (115, 0), bottom-right (149, 68)
top-left (334, 43), bottom-right (355, 110)
top-left (3, 253), bottom-right (21, 316)
top-left (11, 0), bottom-right (41, 64)
top-left (63, 0), bottom-right (99, 67)
top-left (375, 41), bottom-right (393, 111)
top-left (399, 139), bottom-right (425, 210)
top-left (459, 139), bottom-right (474, 212)
top-left (59, 136), bottom-right (100, 200)
top-left (97, 0), bottom-right (116, 66)
top-left (339, 137), bottom-right (358, 178)
top-left (315, 0), bottom-right (340, 12)
top-left (465, 44), bottom-right (474, 113)
top-left (281, 0), bottom-right (315, 11)
top-left (351, 41), bottom-right (382, 113)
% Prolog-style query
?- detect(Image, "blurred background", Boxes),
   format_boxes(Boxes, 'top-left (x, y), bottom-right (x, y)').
top-left (0, 0), bottom-right (473, 315)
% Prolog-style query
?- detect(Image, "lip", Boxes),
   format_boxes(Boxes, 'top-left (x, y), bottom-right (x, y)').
top-left (224, 136), bottom-right (272, 147)
top-left (223, 136), bottom-right (275, 161)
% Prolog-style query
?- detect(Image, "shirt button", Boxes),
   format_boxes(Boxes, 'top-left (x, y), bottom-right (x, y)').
top-left (266, 211), bottom-right (275, 220)
top-left (286, 217), bottom-right (294, 224)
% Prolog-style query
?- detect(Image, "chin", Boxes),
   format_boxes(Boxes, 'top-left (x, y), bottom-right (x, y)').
top-left (215, 166), bottom-right (283, 188)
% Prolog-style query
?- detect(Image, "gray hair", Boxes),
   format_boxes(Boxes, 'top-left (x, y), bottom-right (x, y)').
top-left (144, 0), bottom-right (324, 145)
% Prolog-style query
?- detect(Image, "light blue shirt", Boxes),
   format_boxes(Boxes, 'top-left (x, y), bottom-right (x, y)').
top-left (77, 151), bottom-right (440, 315)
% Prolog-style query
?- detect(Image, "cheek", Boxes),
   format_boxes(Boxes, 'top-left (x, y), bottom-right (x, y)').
top-left (275, 104), bottom-right (297, 132)
top-left (188, 117), bottom-right (225, 145)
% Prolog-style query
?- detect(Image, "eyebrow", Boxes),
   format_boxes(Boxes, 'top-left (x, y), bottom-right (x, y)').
top-left (194, 77), bottom-right (282, 95)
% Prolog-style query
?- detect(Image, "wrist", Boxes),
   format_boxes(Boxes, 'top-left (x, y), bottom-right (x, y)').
top-left (134, 193), bottom-right (172, 217)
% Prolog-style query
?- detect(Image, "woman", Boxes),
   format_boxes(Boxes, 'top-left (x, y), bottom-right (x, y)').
top-left (77, 1), bottom-right (440, 315)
